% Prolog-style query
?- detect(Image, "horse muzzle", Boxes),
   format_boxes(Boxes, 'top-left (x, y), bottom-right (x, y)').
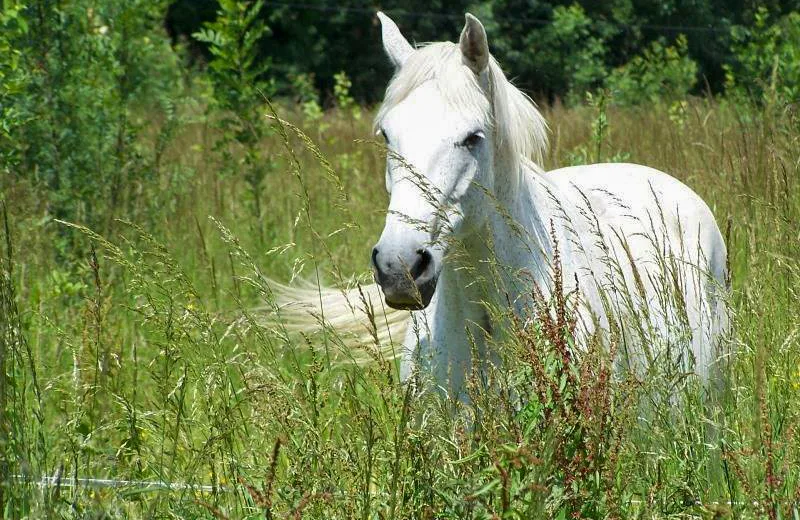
top-left (371, 245), bottom-right (438, 310)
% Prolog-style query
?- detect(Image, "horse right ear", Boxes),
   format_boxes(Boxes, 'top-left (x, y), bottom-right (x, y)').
top-left (377, 12), bottom-right (413, 68)
top-left (459, 13), bottom-right (489, 74)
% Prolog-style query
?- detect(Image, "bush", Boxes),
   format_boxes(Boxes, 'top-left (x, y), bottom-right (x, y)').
top-left (193, 0), bottom-right (278, 244)
top-left (0, 2), bottom-right (30, 170)
top-left (605, 35), bottom-right (698, 106)
top-left (725, 8), bottom-right (800, 103)
top-left (525, 3), bottom-right (611, 101)
top-left (1, 0), bottom-right (183, 230)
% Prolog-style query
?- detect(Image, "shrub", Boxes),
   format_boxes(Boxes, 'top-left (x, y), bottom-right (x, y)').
top-left (605, 35), bottom-right (698, 106)
top-left (2, 0), bottom-right (183, 231)
top-left (532, 4), bottom-right (611, 101)
top-left (291, 72), bottom-right (324, 124)
top-left (194, 0), bottom-right (277, 244)
top-left (333, 71), bottom-right (361, 121)
top-left (0, 2), bottom-right (29, 170)
top-left (725, 8), bottom-right (800, 103)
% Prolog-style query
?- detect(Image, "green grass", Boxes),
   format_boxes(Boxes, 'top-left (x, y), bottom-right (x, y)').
top-left (1, 97), bottom-right (799, 518)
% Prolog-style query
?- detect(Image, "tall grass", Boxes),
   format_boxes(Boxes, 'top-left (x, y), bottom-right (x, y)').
top-left (1, 97), bottom-right (799, 518)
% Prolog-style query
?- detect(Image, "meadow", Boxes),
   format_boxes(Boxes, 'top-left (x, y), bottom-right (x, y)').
top-left (1, 92), bottom-right (799, 518)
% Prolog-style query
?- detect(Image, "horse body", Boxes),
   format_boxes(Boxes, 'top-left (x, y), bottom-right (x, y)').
top-left (548, 163), bottom-right (728, 376)
top-left (273, 13), bottom-right (728, 400)
top-left (404, 160), bottom-right (727, 397)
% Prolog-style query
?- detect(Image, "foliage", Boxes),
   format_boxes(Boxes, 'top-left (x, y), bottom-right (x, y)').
top-left (333, 71), bottom-right (361, 120)
top-left (566, 91), bottom-right (631, 165)
top-left (477, 1), bottom-right (616, 101)
top-left (1, 0), bottom-right (183, 231)
top-left (0, 2), bottom-right (29, 170)
top-left (527, 3), bottom-right (611, 100)
top-left (452, 0), bottom-right (773, 102)
top-left (193, 0), bottom-right (274, 115)
top-left (291, 72), bottom-right (324, 124)
top-left (160, 0), bottom-right (800, 104)
top-left (536, 3), bottom-right (612, 101)
top-left (605, 35), bottom-right (698, 106)
top-left (725, 8), bottom-right (800, 103)
top-left (260, 0), bottom-right (473, 103)
top-left (193, 0), bottom-right (277, 244)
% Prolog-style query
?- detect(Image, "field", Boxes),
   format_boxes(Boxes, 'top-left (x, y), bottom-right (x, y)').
top-left (2, 97), bottom-right (800, 518)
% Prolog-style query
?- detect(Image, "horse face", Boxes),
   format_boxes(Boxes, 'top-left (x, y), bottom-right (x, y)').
top-left (372, 82), bottom-right (495, 310)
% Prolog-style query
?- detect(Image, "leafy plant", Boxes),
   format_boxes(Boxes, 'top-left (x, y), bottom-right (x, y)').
top-left (193, 0), bottom-right (274, 116)
top-left (605, 35), bottom-right (698, 106)
top-left (0, 2), bottom-right (29, 170)
top-left (333, 71), bottom-right (361, 121)
top-left (291, 72), bottom-right (325, 126)
top-left (526, 3), bottom-right (612, 101)
top-left (567, 91), bottom-right (630, 165)
top-left (725, 7), bottom-right (800, 103)
top-left (2, 0), bottom-right (182, 232)
top-left (194, 0), bottom-right (277, 244)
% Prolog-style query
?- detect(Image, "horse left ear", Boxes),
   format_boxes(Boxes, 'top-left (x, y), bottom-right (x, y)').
top-left (459, 13), bottom-right (489, 74)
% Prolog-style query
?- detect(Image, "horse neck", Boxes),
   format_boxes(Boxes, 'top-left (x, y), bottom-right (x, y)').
top-left (420, 160), bottom-right (563, 400)
top-left (433, 157), bottom-right (566, 326)
top-left (487, 156), bottom-right (563, 294)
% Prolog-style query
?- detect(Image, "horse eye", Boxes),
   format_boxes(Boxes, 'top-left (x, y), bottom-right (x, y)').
top-left (380, 129), bottom-right (389, 143)
top-left (459, 131), bottom-right (484, 149)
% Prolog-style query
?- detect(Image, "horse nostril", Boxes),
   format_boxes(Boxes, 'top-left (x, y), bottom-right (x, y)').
top-left (411, 249), bottom-right (432, 280)
top-left (371, 247), bottom-right (381, 274)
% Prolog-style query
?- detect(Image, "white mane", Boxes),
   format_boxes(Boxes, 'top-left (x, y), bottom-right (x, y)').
top-left (374, 42), bottom-right (549, 192)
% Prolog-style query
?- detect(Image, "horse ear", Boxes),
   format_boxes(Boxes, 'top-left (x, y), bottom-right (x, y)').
top-left (377, 12), bottom-right (413, 69)
top-left (459, 13), bottom-right (489, 74)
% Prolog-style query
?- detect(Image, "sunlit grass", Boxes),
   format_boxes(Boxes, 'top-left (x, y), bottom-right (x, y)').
top-left (1, 98), bottom-right (799, 518)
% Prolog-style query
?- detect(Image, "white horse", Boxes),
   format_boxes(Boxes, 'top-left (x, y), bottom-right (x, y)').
top-left (274, 12), bottom-right (728, 399)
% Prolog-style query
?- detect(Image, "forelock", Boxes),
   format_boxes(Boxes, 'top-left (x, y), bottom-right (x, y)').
top-left (375, 41), bottom-right (549, 186)
top-left (375, 42), bottom-right (491, 131)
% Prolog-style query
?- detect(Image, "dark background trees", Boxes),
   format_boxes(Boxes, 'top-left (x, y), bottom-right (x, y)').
top-left (164, 0), bottom-right (800, 103)
top-left (3, 0), bottom-right (798, 231)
